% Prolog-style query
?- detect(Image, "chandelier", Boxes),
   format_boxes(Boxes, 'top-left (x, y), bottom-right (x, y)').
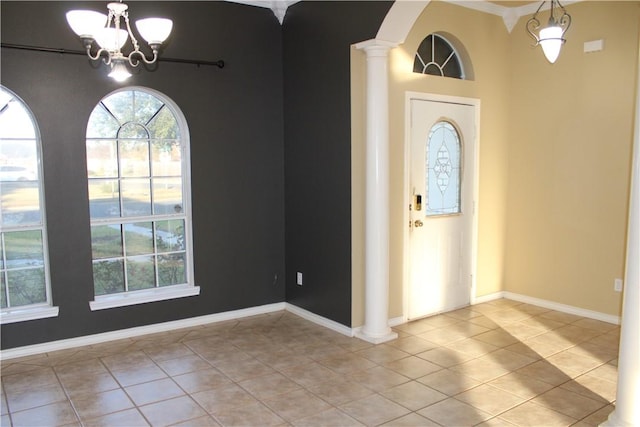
top-left (526, 0), bottom-right (571, 64)
top-left (66, 1), bottom-right (173, 82)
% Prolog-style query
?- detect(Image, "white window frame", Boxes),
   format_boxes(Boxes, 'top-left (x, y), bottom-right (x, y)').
top-left (0, 86), bottom-right (58, 324)
top-left (86, 87), bottom-right (198, 311)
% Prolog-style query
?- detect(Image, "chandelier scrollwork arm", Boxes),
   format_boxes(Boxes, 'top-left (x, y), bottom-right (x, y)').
top-left (66, 1), bottom-right (173, 81)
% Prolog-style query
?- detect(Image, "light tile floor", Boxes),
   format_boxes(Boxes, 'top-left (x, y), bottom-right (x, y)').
top-left (0, 299), bottom-right (620, 426)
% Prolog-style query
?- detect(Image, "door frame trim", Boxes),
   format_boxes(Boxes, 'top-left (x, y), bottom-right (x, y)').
top-left (403, 91), bottom-right (481, 320)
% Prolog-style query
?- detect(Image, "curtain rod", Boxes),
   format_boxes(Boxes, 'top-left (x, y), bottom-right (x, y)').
top-left (1, 43), bottom-right (225, 69)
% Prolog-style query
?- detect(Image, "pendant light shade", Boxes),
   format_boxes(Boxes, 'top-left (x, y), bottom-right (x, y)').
top-left (66, 1), bottom-right (172, 81)
top-left (526, 0), bottom-right (571, 64)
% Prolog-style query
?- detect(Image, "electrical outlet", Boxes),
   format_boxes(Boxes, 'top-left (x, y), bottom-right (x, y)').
top-left (296, 272), bottom-right (303, 286)
top-left (614, 278), bottom-right (623, 292)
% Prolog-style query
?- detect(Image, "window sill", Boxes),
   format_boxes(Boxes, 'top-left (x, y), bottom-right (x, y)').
top-left (1, 305), bottom-right (60, 324)
top-left (89, 284), bottom-right (200, 311)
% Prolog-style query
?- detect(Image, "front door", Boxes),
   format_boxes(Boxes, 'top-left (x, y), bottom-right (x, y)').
top-left (408, 97), bottom-right (477, 320)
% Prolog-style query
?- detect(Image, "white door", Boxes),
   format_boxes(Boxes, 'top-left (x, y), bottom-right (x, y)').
top-left (408, 98), bottom-right (476, 320)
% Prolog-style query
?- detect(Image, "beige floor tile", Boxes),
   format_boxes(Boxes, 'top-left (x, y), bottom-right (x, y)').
top-left (143, 342), bottom-right (195, 362)
top-left (500, 401), bottom-right (576, 426)
top-left (572, 318), bottom-right (619, 333)
top-left (214, 357), bottom-right (276, 382)
top-left (280, 361), bottom-right (343, 387)
top-left (347, 366), bottom-right (410, 392)
top-left (171, 414), bottom-right (221, 426)
top-left (238, 372), bottom-right (302, 400)
top-left (110, 364), bottom-right (168, 387)
top-left (450, 356), bottom-right (512, 382)
top-left (5, 381), bottom-right (67, 413)
top-left (417, 368), bottom-right (481, 396)
top-left (213, 401), bottom-right (284, 426)
top-left (392, 321), bottom-right (432, 335)
top-left (577, 404), bottom-right (615, 426)
top-left (10, 401), bottom-right (79, 427)
top-left (263, 388), bottom-right (332, 422)
top-left (499, 322), bottom-right (547, 341)
top-left (445, 337), bottom-right (500, 357)
top-left (124, 377), bottom-right (185, 406)
top-left (417, 326), bottom-right (470, 345)
top-left (384, 356), bottom-right (442, 379)
top-left (139, 395), bottom-right (207, 427)
top-left (386, 336), bottom-right (438, 354)
top-left (291, 407), bottom-right (364, 427)
top-left (560, 373), bottom-right (617, 403)
top-left (318, 352), bottom-right (377, 375)
top-left (1, 302), bottom-right (624, 427)
top-left (474, 329), bottom-right (521, 348)
top-left (172, 368), bottom-right (232, 394)
top-left (537, 310), bottom-right (584, 324)
top-left (101, 351), bottom-right (155, 372)
top-left (586, 362), bottom-right (618, 382)
top-left (59, 372), bottom-right (120, 398)
top-left (545, 350), bottom-right (604, 378)
top-left (456, 384), bottom-right (526, 416)
top-left (484, 348), bottom-right (537, 371)
top-left (83, 408), bottom-right (150, 427)
top-left (417, 397), bottom-right (492, 426)
top-left (485, 309), bottom-right (533, 325)
top-left (340, 393), bottom-right (411, 426)
top-left (71, 388), bottom-right (134, 421)
top-left (532, 387), bottom-right (607, 420)
top-left (487, 372), bottom-right (555, 399)
top-left (355, 344), bottom-right (410, 364)
top-left (416, 346), bottom-right (475, 367)
top-left (516, 360), bottom-right (572, 386)
top-left (381, 381), bottom-right (448, 411)
top-left (191, 383), bottom-right (258, 414)
top-left (379, 412), bottom-right (439, 426)
top-left (155, 354), bottom-right (213, 376)
top-left (565, 340), bottom-right (618, 364)
top-left (2, 367), bottom-right (59, 394)
top-left (305, 378), bottom-right (373, 406)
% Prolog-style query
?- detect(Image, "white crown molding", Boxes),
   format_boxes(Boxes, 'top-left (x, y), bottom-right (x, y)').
top-left (224, 0), bottom-right (300, 24)
top-left (443, 0), bottom-right (582, 34)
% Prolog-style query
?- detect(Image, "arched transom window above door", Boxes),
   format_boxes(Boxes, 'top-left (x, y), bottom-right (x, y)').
top-left (413, 33), bottom-right (466, 79)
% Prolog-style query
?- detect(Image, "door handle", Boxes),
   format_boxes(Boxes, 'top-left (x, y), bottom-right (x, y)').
top-left (414, 219), bottom-right (424, 227)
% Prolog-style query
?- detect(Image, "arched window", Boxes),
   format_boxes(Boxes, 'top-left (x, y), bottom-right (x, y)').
top-left (414, 34), bottom-right (465, 79)
top-left (86, 88), bottom-right (198, 310)
top-left (0, 86), bottom-right (57, 323)
top-left (426, 121), bottom-right (462, 216)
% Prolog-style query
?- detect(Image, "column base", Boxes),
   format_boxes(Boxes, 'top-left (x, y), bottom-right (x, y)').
top-left (601, 410), bottom-right (637, 427)
top-left (355, 328), bottom-right (398, 344)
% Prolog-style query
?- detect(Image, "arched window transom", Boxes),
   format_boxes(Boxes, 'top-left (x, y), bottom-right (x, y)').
top-left (414, 34), bottom-right (465, 79)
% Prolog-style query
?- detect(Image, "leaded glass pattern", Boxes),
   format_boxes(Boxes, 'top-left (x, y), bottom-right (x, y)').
top-left (0, 86), bottom-right (52, 310)
top-left (414, 34), bottom-right (464, 79)
top-left (86, 89), bottom-right (189, 296)
top-left (426, 121), bottom-right (462, 216)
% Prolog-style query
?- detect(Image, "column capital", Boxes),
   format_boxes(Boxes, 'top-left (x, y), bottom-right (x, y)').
top-left (355, 38), bottom-right (398, 54)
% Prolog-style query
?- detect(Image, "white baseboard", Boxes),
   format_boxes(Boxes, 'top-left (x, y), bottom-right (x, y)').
top-left (502, 292), bottom-right (620, 325)
top-left (472, 291), bottom-right (505, 305)
top-left (285, 303), bottom-right (354, 337)
top-left (0, 302), bottom-right (286, 361)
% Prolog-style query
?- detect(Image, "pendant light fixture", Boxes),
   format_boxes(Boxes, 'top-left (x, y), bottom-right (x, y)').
top-left (526, 0), bottom-right (571, 64)
top-left (66, 1), bottom-right (172, 81)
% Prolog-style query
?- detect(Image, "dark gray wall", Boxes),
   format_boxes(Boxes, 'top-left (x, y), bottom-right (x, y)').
top-left (282, 1), bottom-right (392, 326)
top-left (1, 1), bottom-right (285, 349)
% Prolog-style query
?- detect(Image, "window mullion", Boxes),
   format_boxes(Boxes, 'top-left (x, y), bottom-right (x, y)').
top-left (1, 233), bottom-right (10, 308)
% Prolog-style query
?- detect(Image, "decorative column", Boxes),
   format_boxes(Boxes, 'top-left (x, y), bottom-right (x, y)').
top-left (354, 39), bottom-right (398, 344)
top-left (602, 41), bottom-right (640, 427)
